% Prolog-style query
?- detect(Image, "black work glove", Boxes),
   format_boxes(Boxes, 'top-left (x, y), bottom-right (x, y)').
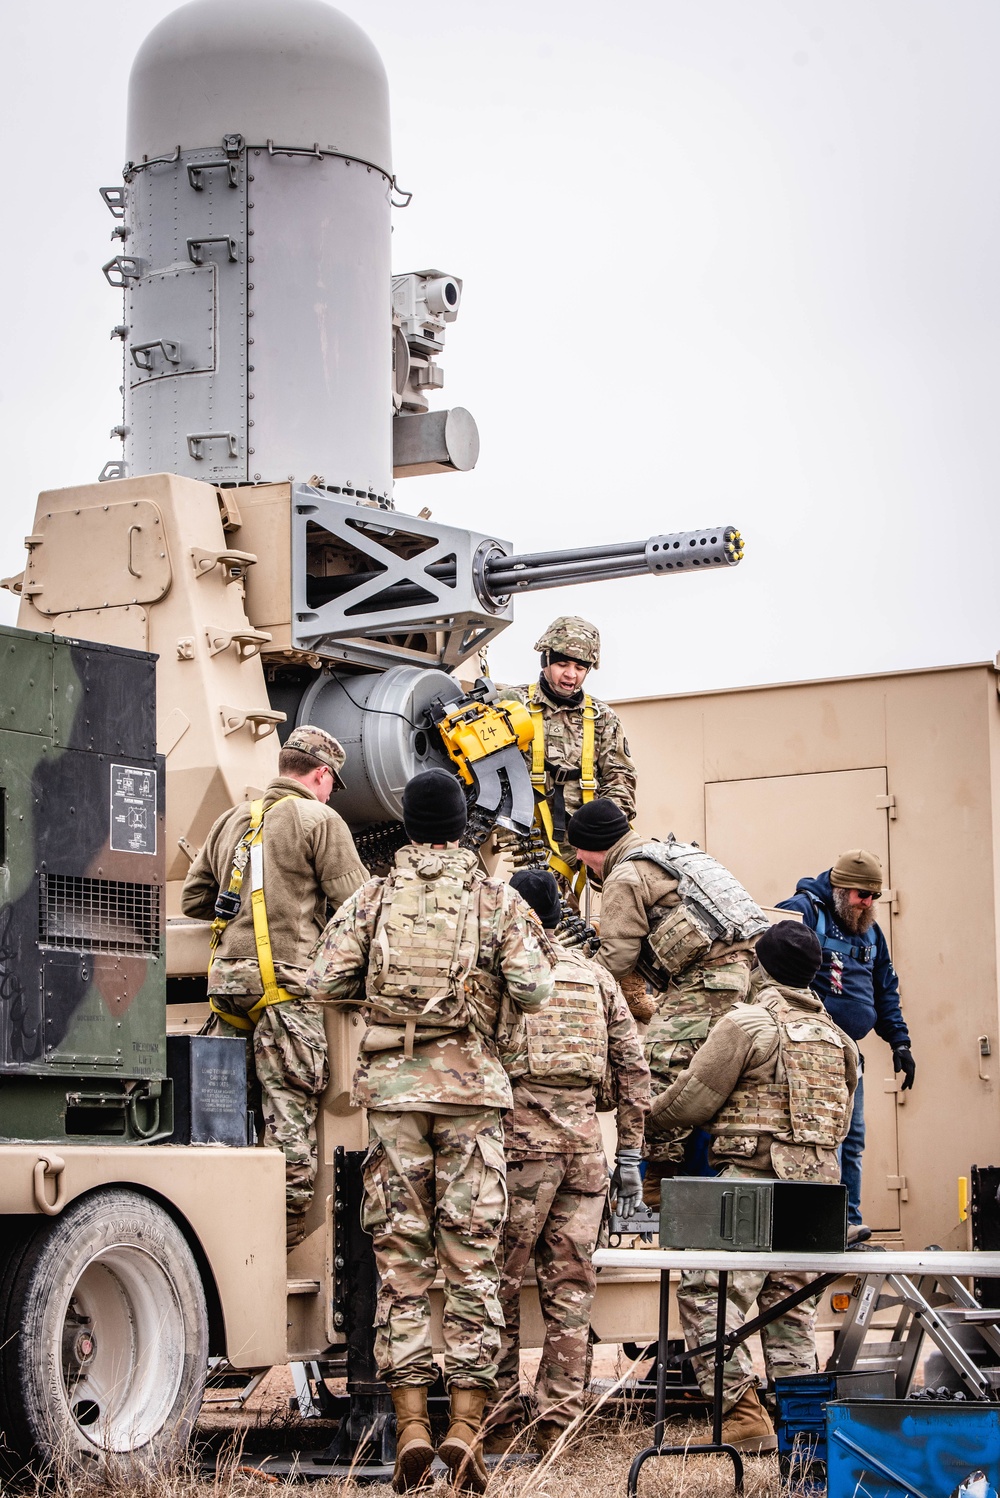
top-left (892, 1046), bottom-right (915, 1090)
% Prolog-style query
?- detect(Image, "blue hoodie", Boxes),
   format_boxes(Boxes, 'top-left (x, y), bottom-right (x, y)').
top-left (776, 871), bottom-right (910, 1048)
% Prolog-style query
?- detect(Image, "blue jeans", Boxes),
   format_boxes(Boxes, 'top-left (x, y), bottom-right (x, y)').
top-left (838, 1071), bottom-right (865, 1225)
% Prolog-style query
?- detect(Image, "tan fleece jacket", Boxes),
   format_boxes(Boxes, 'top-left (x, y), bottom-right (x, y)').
top-left (595, 830), bottom-right (754, 980)
top-left (649, 980), bottom-right (859, 1173)
top-left (181, 777), bottom-right (368, 993)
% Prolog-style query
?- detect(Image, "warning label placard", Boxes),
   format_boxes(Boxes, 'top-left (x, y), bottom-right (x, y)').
top-left (110, 763), bottom-right (157, 855)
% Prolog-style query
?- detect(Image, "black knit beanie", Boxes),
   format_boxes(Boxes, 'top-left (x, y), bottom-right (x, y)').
top-left (402, 769), bottom-right (468, 844)
top-left (510, 869), bottom-right (562, 929)
top-left (756, 921), bottom-right (822, 988)
top-left (567, 798), bottom-right (630, 852)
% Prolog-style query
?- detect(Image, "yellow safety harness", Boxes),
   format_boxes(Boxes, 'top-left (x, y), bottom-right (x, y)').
top-left (208, 795), bottom-right (297, 1031)
top-left (527, 685), bottom-right (598, 894)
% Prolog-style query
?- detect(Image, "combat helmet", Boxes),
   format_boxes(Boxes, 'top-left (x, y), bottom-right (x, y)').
top-left (534, 616), bottom-right (601, 669)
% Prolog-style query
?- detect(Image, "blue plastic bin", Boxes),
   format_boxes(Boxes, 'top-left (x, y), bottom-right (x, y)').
top-left (775, 1371), bottom-right (895, 1465)
top-left (826, 1400), bottom-right (1000, 1498)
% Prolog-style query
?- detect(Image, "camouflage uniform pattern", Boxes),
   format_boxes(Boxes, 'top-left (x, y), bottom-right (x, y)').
top-left (362, 1108), bottom-right (508, 1389)
top-left (593, 830), bottom-right (757, 1161)
top-left (494, 1151), bottom-right (610, 1424)
top-left (306, 847), bottom-right (553, 1111)
top-left (493, 936), bottom-right (650, 1427)
top-left (182, 778), bottom-right (367, 1238)
top-left (214, 996), bottom-right (330, 1244)
top-left (712, 986), bottom-right (852, 1181)
top-left (678, 1247), bottom-right (819, 1411)
top-left (643, 958), bottom-right (752, 1162)
top-left (500, 679), bottom-right (636, 867)
top-left (305, 847), bottom-right (554, 1390)
top-left (648, 977), bottom-right (859, 1409)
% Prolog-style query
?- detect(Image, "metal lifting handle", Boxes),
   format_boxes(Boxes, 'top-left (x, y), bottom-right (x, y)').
top-left (187, 236), bottom-right (238, 265)
top-left (99, 185), bottom-right (126, 219)
top-left (102, 256), bottom-right (142, 287)
top-left (188, 432), bottom-right (239, 460)
top-left (131, 339), bottom-right (181, 371)
top-left (187, 160), bottom-right (239, 190)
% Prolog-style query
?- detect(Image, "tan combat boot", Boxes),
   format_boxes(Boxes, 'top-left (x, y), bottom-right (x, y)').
top-left (534, 1419), bottom-right (565, 1454)
top-left (390, 1386), bottom-right (435, 1492)
top-left (720, 1385), bottom-right (778, 1454)
top-left (481, 1418), bottom-right (520, 1456)
top-left (439, 1386), bottom-right (489, 1493)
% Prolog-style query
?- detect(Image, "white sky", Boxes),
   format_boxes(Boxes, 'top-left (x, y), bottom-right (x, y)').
top-left (2, 1), bottom-right (997, 700)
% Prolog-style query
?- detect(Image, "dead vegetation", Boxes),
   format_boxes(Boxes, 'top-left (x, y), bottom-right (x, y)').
top-left (2, 1399), bottom-right (788, 1498)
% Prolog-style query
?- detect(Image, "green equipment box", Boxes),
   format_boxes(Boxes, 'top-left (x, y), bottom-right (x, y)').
top-left (659, 1176), bottom-right (847, 1252)
top-left (0, 625), bottom-right (170, 1142)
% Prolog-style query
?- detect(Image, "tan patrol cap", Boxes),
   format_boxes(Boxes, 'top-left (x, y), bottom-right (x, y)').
top-left (830, 848), bottom-right (882, 893)
top-left (285, 725), bottom-right (347, 788)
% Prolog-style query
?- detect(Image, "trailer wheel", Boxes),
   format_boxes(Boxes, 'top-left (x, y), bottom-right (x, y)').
top-left (0, 1188), bottom-right (208, 1474)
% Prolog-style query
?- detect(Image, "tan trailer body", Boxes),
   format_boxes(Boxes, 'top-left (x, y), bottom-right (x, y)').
top-left (615, 660), bottom-right (1000, 1250)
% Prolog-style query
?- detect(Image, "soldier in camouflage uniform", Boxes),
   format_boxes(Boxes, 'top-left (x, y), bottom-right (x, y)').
top-left (500, 616), bottom-right (636, 884)
top-left (305, 770), bottom-right (553, 1494)
top-left (567, 800), bottom-right (763, 1196)
top-left (181, 726), bottom-right (367, 1248)
top-left (487, 869), bottom-right (650, 1453)
top-left (648, 921), bottom-right (859, 1452)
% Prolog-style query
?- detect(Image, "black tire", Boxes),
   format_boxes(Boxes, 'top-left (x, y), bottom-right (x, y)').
top-left (0, 1188), bottom-right (208, 1475)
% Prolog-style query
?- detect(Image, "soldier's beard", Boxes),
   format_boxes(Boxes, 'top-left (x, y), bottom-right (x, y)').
top-left (832, 887), bottom-right (877, 935)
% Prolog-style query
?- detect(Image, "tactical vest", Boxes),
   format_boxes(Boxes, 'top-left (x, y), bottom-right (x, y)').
top-left (503, 947), bottom-right (608, 1085)
top-left (623, 839), bottom-right (769, 978)
top-left (366, 847), bottom-right (479, 1051)
top-left (712, 989), bottom-right (851, 1159)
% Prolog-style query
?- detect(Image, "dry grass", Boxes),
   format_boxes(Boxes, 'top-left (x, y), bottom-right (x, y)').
top-left (3, 1346), bottom-right (806, 1498)
top-left (3, 1395), bottom-right (789, 1498)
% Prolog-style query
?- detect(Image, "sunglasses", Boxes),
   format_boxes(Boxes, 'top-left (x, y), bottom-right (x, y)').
top-left (852, 889), bottom-right (880, 902)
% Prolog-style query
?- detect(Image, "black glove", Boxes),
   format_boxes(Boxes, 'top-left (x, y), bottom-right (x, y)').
top-left (892, 1046), bottom-right (915, 1091)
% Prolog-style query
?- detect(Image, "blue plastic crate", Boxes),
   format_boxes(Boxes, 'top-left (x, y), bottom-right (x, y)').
top-left (827, 1400), bottom-right (1000, 1498)
top-left (775, 1371), bottom-right (895, 1463)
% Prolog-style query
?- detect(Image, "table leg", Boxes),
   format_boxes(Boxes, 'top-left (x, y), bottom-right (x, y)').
top-left (713, 1268), bottom-right (728, 1447)
top-left (626, 1267), bottom-right (744, 1498)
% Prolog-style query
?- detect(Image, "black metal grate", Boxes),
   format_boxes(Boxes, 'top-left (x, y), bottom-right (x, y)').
top-left (39, 874), bottom-right (160, 954)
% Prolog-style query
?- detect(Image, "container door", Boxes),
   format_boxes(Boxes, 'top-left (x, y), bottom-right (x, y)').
top-left (705, 767), bottom-right (900, 1233)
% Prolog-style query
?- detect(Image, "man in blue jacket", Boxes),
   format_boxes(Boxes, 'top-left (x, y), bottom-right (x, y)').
top-left (777, 848), bottom-right (915, 1226)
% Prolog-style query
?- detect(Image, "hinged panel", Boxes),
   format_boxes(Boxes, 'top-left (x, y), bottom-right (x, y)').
top-left (25, 502), bottom-right (171, 615)
top-left (128, 263), bottom-right (216, 383)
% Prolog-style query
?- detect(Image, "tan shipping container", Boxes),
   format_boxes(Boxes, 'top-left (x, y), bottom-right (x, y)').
top-left (615, 658), bottom-right (1000, 1250)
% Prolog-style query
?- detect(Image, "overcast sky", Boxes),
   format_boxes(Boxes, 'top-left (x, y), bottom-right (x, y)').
top-left (2, 1), bottom-right (997, 700)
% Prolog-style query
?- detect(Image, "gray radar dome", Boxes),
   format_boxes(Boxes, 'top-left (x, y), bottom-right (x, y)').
top-left (126, 0), bottom-right (391, 172)
top-left (117, 0), bottom-right (394, 494)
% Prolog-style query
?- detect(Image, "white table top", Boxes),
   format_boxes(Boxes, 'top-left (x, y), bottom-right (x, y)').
top-left (593, 1247), bottom-right (1000, 1277)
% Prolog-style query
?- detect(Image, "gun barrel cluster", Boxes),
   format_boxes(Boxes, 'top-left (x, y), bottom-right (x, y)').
top-left (480, 526), bottom-right (744, 600)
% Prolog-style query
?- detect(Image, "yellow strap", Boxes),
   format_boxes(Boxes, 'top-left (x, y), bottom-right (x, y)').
top-left (580, 695), bottom-right (597, 800)
top-left (208, 795), bottom-right (297, 1028)
top-left (527, 685), bottom-right (546, 790)
top-left (527, 685), bottom-right (589, 895)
